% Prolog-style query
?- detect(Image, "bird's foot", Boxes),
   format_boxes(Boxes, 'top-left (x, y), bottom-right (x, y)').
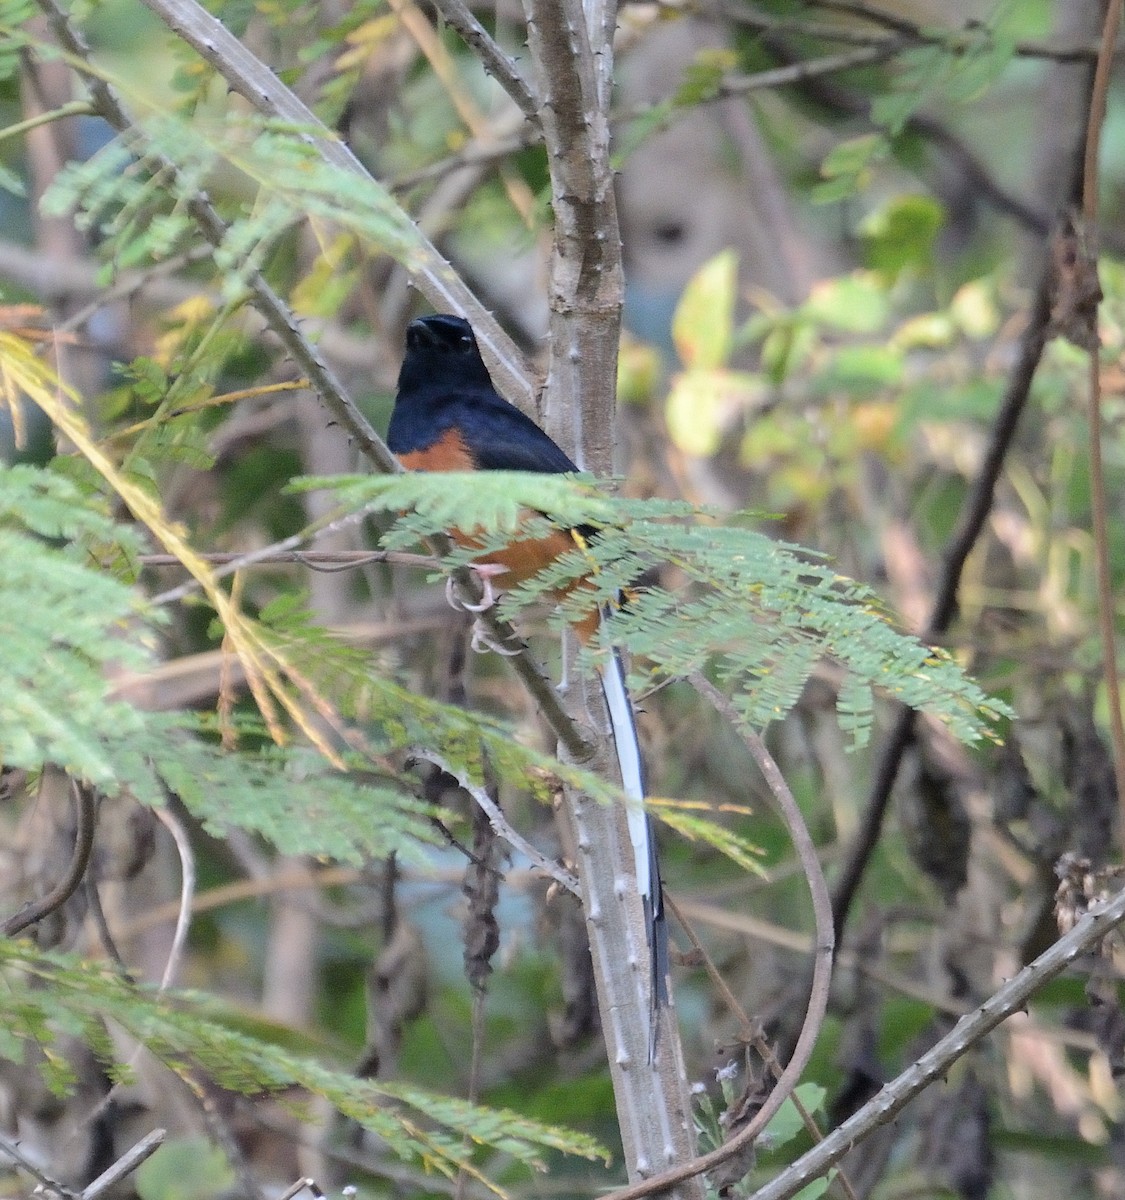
top-left (470, 621), bottom-right (523, 657)
top-left (445, 562), bottom-right (509, 613)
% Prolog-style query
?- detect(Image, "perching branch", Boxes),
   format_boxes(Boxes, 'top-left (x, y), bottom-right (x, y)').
top-left (518, 2), bottom-right (702, 1192)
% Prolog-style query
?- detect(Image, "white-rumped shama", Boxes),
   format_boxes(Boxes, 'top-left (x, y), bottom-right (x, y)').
top-left (387, 313), bottom-right (667, 1035)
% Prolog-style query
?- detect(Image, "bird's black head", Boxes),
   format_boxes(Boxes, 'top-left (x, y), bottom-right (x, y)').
top-left (398, 314), bottom-right (493, 393)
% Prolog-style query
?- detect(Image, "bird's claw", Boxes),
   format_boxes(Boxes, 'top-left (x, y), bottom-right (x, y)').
top-left (470, 621), bottom-right (523, 656)
top-left (445, 563), bottom-right (509, 613)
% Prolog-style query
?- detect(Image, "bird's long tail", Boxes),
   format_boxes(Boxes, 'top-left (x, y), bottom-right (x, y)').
top-left (595, 622), bottom-right (667, 1053)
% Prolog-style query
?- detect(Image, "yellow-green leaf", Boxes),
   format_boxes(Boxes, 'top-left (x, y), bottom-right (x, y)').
top-left (666, 368), bottom-right (763, 458)
top-left (672, 249), bottom-right (738, 370)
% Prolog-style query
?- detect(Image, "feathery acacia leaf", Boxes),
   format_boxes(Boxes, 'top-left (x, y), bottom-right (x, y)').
top-left (0, 942), bottom-right (608, 1177)
top-left (304, 471), bottom-right (1010, 747)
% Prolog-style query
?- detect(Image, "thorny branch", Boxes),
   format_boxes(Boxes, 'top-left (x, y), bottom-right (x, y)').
top-left (746, 884), bottom-right (1125, 1200)
top-left (580, 674), bottom-right (837, 1200)
top-left (430, 0), bottom-right (541, 125)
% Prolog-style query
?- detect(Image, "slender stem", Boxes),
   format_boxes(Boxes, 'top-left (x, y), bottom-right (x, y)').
top-left (153, 806), bottom-right (196, 991)
top-left (718, 42), bottom-right (908, 96)
top-left (0, 97), bottom-right (91, 143)
top-left (831, 253), bottom-right (1055, 942)
top-left (141, 549), bottom-right (437, 571)
top-left (408, 750), bottom-right (581, 896)
top-left (1080, 0), bottom-right (1125, 853)
top-left (3, 780), bottom-right (97, 938)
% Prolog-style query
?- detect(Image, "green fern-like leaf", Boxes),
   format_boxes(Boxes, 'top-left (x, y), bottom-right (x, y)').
top-left (303, 472), bottom-right (1010, 748)
top-left (113, 717), bottom-right (444, 865)
top-left (0, 466), bottom-right (155, 782)
top-left (0, 942), bottom-right (608, 1178)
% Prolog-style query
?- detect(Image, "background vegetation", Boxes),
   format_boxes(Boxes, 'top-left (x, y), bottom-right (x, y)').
top-left (1, 1), bottom-right (1125, 1198)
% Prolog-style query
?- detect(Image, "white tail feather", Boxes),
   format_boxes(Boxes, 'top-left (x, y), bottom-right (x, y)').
top-left (594, 616), bottom-right (667, 1047)
top-left (597, 644), bottom-right (649, 893)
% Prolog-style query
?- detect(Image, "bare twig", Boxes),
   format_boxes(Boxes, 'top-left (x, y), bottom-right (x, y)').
top-left (0, 1131), bottom-right (78, 1198)
top-left (717, 42), bottom-right (907, 96)
top-left (430, 0), bottom-right (541, 126)
top-left (79, 1129), bottom-right (166, 1200)
top-left (745, 883), bottom-right (1125, 1200)
top-left (152, 806), bottom-right (196, 991)
top-left (141, 549), bottom-right (437, 572)
top-left (276, 1178), bottom-right (320, 1200)
top-left (389, 131), bottom-right (533, 191)
top-left (407, 750), bottom-right (581, 896)
top-left (1080, 0), bottom-right (1125, 852)
top-left (85, 876), bottom-right (132, 978)
top-left (112, 862), bottom-right (555, 941)
top-left (717, 0), bottom-right (1124, 63)
top-left (128, 0), bottom-right (536, 413)
top-left (3, 780), bottom-right (97, 938)
top-left (145, 501), bottom-right (439, 605)
top-left (831, 247), bottom-right (1057, 944)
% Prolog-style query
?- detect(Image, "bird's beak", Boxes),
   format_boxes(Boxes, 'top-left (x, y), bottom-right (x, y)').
top-left (406, 318), bottom-right (440, 349)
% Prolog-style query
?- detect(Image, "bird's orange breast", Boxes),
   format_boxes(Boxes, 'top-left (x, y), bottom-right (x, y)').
top-left (395, 431), bottom-right (599, 640)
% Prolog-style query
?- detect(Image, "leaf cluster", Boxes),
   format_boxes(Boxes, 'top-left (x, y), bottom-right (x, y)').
top-left (0, 941), bottom-right (607, 1180)
top-left (40, 97), bottom-right (424, 283)
top-left (301, 471), bottom-right (1011, 749)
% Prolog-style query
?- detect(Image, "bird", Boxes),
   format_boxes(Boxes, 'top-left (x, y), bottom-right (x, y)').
top-left (387, 312), bottom-right (667, 1039)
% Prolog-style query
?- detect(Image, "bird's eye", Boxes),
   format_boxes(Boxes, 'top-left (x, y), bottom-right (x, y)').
top-left (458, 333), bottom-right (473, 348)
